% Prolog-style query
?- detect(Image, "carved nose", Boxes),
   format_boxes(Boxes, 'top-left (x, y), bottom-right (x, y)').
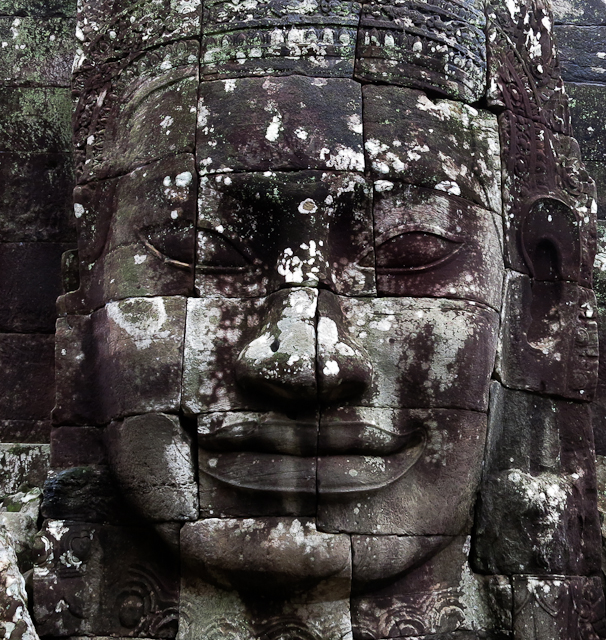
top-left (235, 287), bottom-right (372, 406)
top-left (235, 287), bottom-right (318, 403)
top-left (317, 290), bottom-right (373, 404)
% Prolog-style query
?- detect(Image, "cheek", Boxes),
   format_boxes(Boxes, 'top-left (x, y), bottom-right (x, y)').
top-left (341, 298), bottom-right (499, 412)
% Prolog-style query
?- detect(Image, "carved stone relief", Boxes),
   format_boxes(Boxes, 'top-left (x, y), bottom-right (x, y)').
top-left (2, 0), bottom-right (603, 637)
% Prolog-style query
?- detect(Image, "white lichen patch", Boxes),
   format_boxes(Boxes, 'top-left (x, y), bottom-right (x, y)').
top-left (106, 298), bottom-right (171, 349)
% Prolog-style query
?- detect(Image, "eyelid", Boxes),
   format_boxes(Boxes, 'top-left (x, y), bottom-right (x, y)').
top-left (375, 226), bottom-right (464, 272)
top-left (375, 224), bottom-right (464, 247)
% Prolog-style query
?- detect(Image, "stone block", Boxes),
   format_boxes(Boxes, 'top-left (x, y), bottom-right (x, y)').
top-left (512, 576), bottom-right (606, 639)
top-left (54, 297), bottom-right (186, 425)
top-left (178, 518), bottom-right (351, 640)
top-left (486, 0), bottom-right (570, 135)
top-left (0, 87), bottom-right (71, 153)
top-left (197, 76), bottom-right (363, 174)
top-left (0, 152), bottom-right (75, 242)
top-left (0, 333), bottom-right (55, 421)
top-left (0, 420), bottom-right (51, 443)
top-left (0, 486), bottom-right (42, 570)
top-left (33, 520), bottom-right (180, 637)
top-left (497, 272), bottom-right (599, 400)
top-left (196, 171), bottom-right (374, 298)
top-left (105, 413), bottom-right (198, 522)
top-left (0, 17), bottom-right (75, 86)
top-left (0, 527), bottom-right (39, 640)
top-left (0, 0), bottom-right (75, 16)
top-left (363, 86), bottom-right (501, 213)
top-left (553, 0), bottom-right (606, 23)
top-left (50, 426), bottom-right (106, 469)
top-left (555, 26), bottom-right (606, 83)
top-left (372, 184), bottom-right (503, 310)
top-left (76, 0), bottom-right (201, 65)
top-left (61, 154), bottom-right (196, 314)
top-left (73, 41), bottom-right (198, 182)
top-left (355, 0), bottom-right (486, 103)
top-left (200, 0), bottom-right (359, 79)
top-left (567, 82), bottom-right (606, 162)
top-left (351, 537), bottom-right (499, 639)
top-left (473, 384), bottom-right (601, 575)
top-left (41, 466), bottom-right (121, 522)
top-left (0, 242), bottom-right (70, 333)
top-left (317, 409), bottom-right (486, 535)
top-left (182, 289), bottom-right (315, 415)
top-left (0, 443), bottom-right (48, 496)
top-left (499, 112), bottom-right (597, 286)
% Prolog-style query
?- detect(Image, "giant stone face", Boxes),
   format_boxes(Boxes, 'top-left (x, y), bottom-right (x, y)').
top-left (40, 0), bottom-right (603, 638)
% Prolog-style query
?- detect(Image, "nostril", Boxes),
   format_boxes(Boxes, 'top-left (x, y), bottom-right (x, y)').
top-left (270, 338), bottom-right (280, 353)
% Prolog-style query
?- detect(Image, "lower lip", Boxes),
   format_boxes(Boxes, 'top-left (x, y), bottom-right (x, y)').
top-left (199, 435), bottom-right (425, 496)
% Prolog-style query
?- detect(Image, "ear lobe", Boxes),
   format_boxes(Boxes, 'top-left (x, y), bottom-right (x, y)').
top-left (521, 198), bottom-right (581, 283)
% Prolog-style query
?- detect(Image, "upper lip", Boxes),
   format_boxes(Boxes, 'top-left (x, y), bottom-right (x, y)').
top-left (198, 417), bottom-right (423, 457)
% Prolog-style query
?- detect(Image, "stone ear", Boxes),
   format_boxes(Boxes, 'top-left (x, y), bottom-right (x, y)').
top-left (521, 197), bottom-right (581, 283)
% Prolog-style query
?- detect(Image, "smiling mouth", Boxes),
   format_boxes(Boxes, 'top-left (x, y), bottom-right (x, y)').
top-left (198, 417), bottom-right (426, 496)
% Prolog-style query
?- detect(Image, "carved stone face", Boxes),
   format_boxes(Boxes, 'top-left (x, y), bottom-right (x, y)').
top-left (60, 68), bottom-right (505, 589)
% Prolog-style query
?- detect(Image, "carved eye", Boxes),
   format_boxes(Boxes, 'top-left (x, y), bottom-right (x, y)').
top-left (139, 220), bottom-right (194, 269)
top-left (197, 230), bottom-right (250, 272)
top-left (376, 231), bottom-right (462, 271)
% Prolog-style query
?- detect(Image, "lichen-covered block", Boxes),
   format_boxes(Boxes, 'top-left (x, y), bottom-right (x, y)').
top-left (351, 537), bottom-right (498, 639)
top-left (473, 384), bottom-right (601, 576)
top-left (105, 413), bottom-right (198, 522)
top-left (567, 82), bottom-right (606, 163)
top-left (0, 0), bottom-right (75, 16)
top-left (0, 243), bottom-right (71, 333)
top-left (330, 296), bottom-right (498, 412)
top-left (54, 298), bottom-right (186, 425)
top-left (0, 87), bottom-right (71, 153)
top-left (0, 17), bottom-right (75, 86)
top-left (33, 520), bottom-right (180, 637)
top-left (61, 154), bottom-right (196, 314)
top-left (75, 0), bottom-right (201, 65)
top-left (372, 184), bottom-right (504, 310)
top-left (201, 0), bottom-right (359, 79)
top-left (0, 333), bottom-right (55, 421)
top-left (552, 0), bottom-right (606, 23)
top-left (499, 112), bottom-right (597, 286)
top-left (0, 526), bottom-right (39, 640)
top-left (196, 76), bottom-right (363, 174)
top-left (554, 26), bottom-right (606, 83)
top-left (486, 0), bottom-right (570, 134)
top-left (0, 443), bottom-right (49, 495)
top-left (179, 518), bottom-right (352, 640)
top-left (355, 0), bottom-right (486, 103)
top-left (317, 409), bottom-right (486, 535)
top-left (73, 40), bottom-right (198, 182)
top-left (0, 486), bottom-right (42, 570)
top-left (0, 153), bottom-right (75, 242)
top-left (183, 289), bottom-right (316, 415)
top-left (196, 171), bottom-right (374, 298)
top-left (363, 86), bottom-right (501, 213)
top-left (497, 271), bottom-right (598, 400)
top-left (512, 576), bottom-right (606, 639)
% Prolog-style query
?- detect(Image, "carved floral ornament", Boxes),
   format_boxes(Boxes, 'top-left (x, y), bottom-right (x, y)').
top-left (30, 0), bottom-right (604, 638)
